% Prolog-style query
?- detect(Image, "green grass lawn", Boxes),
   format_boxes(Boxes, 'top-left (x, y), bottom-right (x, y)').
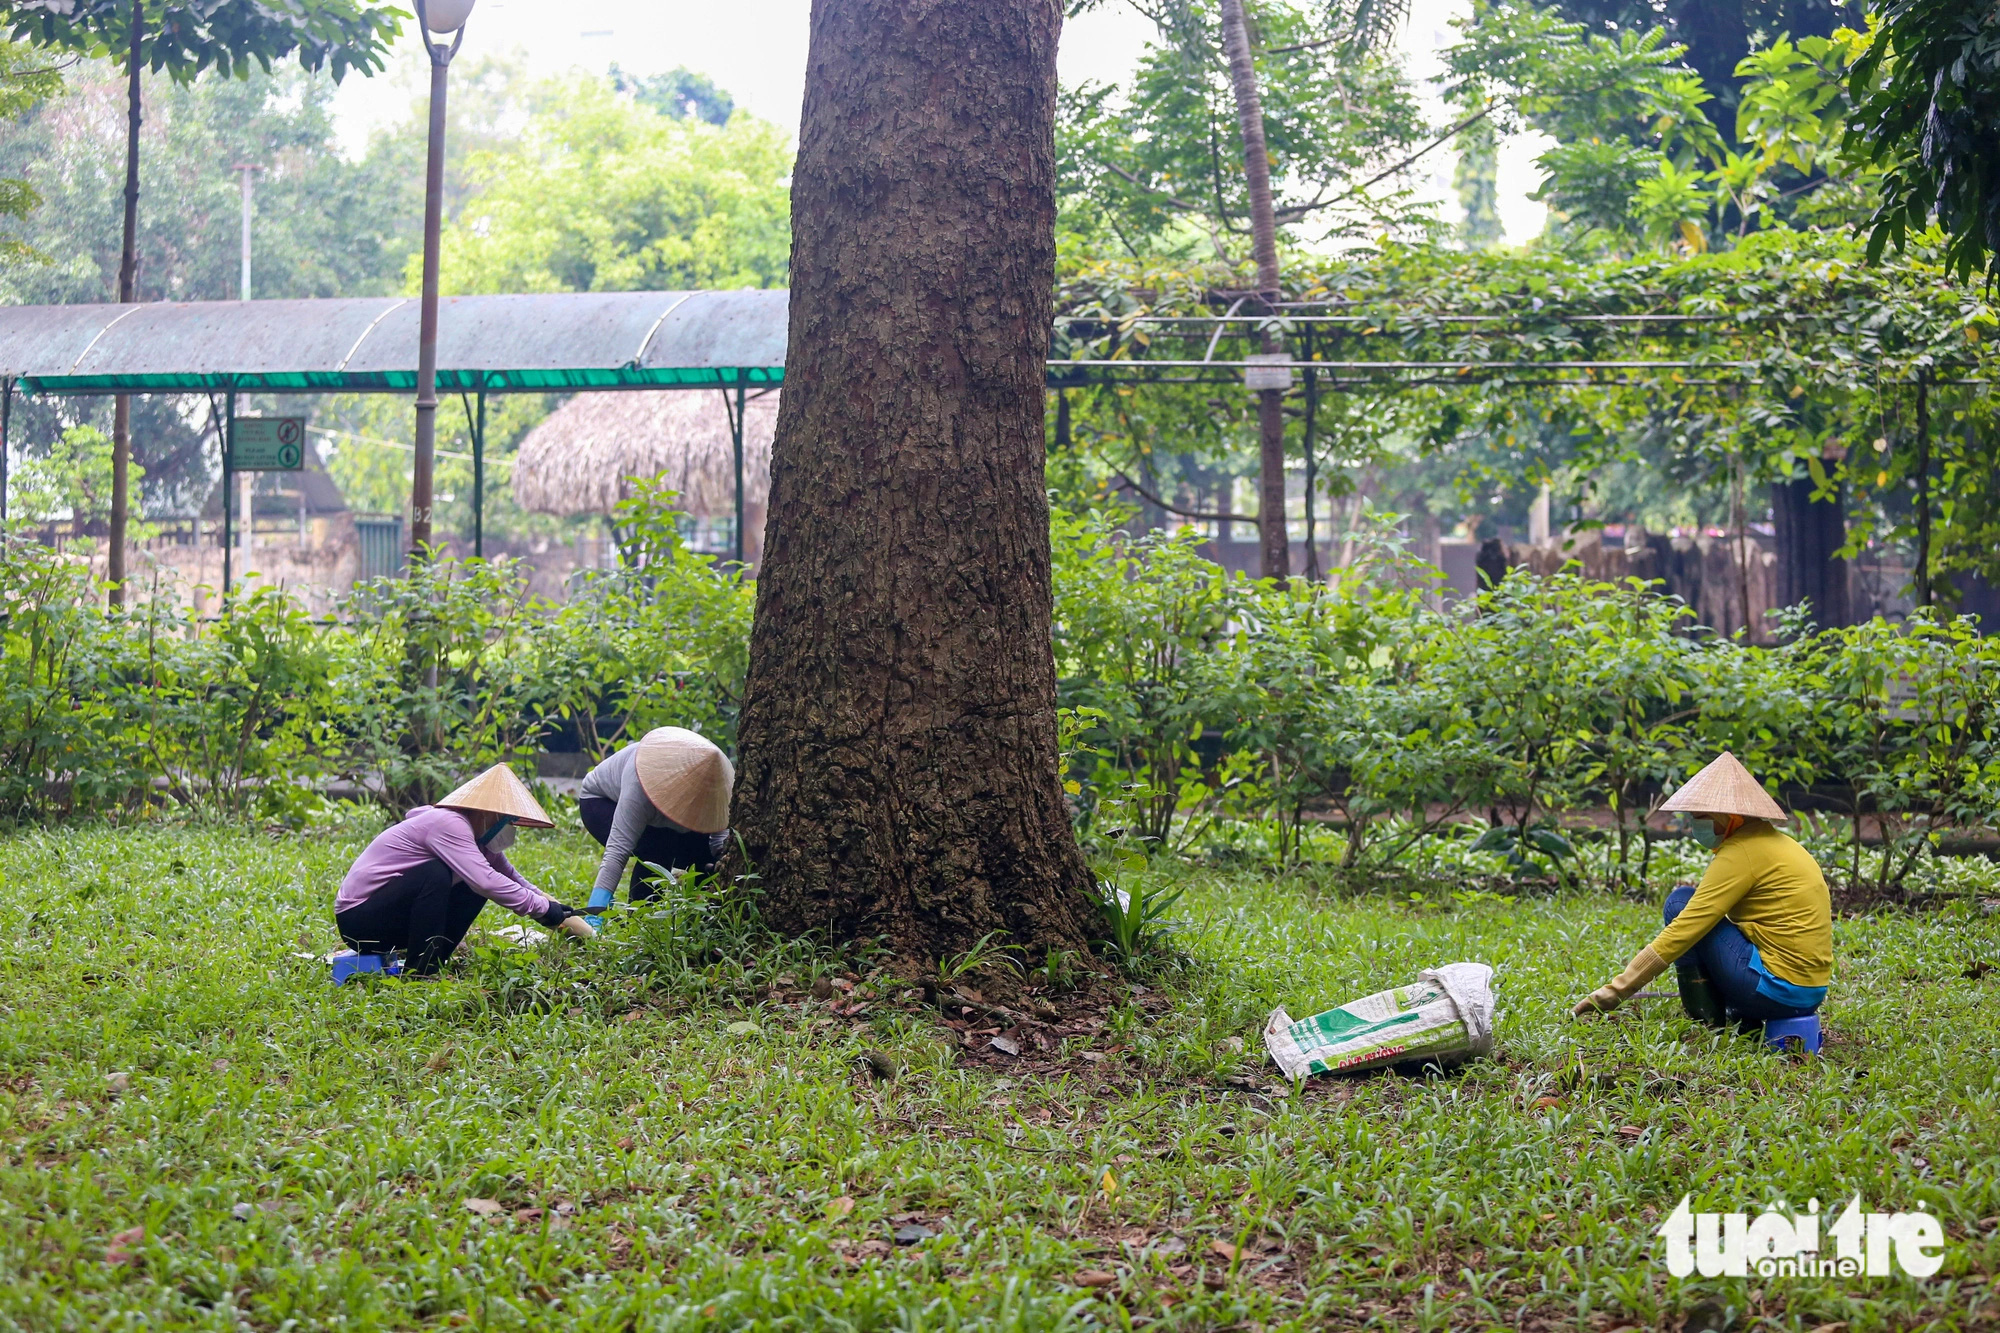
top-left (2, 822), bottom-right (1997, 1331)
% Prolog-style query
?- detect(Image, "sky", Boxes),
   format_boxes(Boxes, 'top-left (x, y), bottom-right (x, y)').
top-left (332, 0), bottom-right (1550, 244)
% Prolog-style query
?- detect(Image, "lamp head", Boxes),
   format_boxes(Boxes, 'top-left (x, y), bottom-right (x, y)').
top-left (421, 0), bottom-right (477, 33)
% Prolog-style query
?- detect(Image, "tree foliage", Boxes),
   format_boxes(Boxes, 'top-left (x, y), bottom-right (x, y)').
top-left (1847, 0), bottom-right (2000, 285)
top-left (1536, 0), bottom-right (1851, 132)
top-left (1053, 227), bottom-right (1999, 587)
top-left (0, 61), bottom-right (424, 514)
top-left (0, 36), bottom-right (63, 265)
top-left (1444, 1), bottom-right (1886, 251)
top-left (0, 0), bottom-right (400, 83)
top-left (432, 73), bottom-right (791, 294)
top-left (0, 61), bottom-right (417, 305)
top-left (1058, 0), bottom-right (1429, 258)
top-left (610, 62), bottom-right (734, 127)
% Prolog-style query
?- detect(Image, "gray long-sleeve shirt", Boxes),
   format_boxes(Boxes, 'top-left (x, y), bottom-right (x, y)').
top-left (580, 745), bottom-right (692, 896)
top-left (584, 748), bottom-right (748, 892)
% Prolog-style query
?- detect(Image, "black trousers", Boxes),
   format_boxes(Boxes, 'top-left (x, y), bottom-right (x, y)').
top-left (577, 795), bottom-right (715, 902)
top-left (335, 858), bottom-right (487, 975)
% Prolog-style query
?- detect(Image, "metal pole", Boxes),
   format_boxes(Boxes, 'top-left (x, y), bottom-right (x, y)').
top-left (409, 5), bottom-right (465, 565)
top-left (222, 390), bottom-right (235, 596)
top-left (240, 461), bottom-right (253, 559)
top-left (1303, 331), bottom-right (1319, 584)
top-left (235, 164), bottom-right (255, 299)
top-left (732, 375), bottom-right (746, 565)
top-left (0, 379), bottom-right (11, 526)
top-left (1915, 370), bottom-right (1931, 609)
top-left (459, 388), bottom-right (484, 558)
top-left (474, 389), bottom-right (485, 559)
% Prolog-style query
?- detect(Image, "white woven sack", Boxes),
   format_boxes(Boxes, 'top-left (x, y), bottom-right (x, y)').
top-left (1263, 962), bottom-right (1496, 1079)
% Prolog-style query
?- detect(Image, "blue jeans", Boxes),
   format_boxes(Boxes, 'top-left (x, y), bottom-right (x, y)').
top-left (1663, 885), bottom-right (1821, 1023)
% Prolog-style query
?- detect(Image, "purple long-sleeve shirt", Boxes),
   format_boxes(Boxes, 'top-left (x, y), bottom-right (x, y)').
top-left (336, 805), bottom-right (551, 919)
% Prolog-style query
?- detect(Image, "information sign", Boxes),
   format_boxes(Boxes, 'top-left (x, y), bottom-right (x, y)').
top-left (232, 416), bottom-right (307, 470)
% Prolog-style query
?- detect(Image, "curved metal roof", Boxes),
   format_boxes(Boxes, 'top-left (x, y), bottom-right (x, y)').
top-left (0, 289), bottom-right (789, 394)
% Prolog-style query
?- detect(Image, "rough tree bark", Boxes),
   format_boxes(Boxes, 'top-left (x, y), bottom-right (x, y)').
top-left (1219, 0), bottom-right (1291, 583)
top-left (727, 0), bottom-right (1099, 962)
top-left (109, 0), bottom-right (141, 608)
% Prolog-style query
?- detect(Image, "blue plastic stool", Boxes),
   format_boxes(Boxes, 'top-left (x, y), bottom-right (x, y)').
top-left (1763, 1014), bottom-right (1822, 1054)
top-left (330, 951), bottom-right (402, 984)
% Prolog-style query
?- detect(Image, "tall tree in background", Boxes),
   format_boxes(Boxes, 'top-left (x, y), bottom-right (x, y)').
top-left (1058, 2), bottom-right (1424, 253)
top-left (0, 0), bottom-right (400, 604)
top-left (730, 0), bottom-right (1098, 961)
top-left (1217, 0), bottom-right (1291, 580)
top-left (1073, 0), bottom-right (1417, 580)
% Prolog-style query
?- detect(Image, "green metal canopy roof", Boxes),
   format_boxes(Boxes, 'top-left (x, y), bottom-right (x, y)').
top-left (0, 289), bottom-right (789, 395)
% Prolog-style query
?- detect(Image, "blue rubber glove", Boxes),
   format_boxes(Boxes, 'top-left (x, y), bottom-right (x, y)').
top-left (585, 886), bottom-right (614, 932)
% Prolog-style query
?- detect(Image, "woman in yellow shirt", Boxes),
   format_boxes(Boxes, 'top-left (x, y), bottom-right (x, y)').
top-left (1573, 752), bottom-right (1832, 1025)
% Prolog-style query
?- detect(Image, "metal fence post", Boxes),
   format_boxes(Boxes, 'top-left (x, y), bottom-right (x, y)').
top-left (474, 388), bottom-right (486, 559)
top-left (733, 374), bottom-right (746, 566)
top-left (1, 378), bottom-right (11, 526)
top-left (222, 390), bottom-right (235, 596)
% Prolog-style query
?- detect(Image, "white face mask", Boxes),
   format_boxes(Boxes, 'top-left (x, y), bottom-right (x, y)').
top-left (484, 822), bottom-right (518, 853)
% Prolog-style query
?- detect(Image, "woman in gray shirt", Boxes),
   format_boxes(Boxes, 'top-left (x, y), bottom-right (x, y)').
top-left (578, 727), bottom-right (734, 927)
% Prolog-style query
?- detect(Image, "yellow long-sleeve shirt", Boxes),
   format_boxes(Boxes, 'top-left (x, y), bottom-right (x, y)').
top-left (1576, 820), bottom-right (1832, 1013)
top-left (1649, 821), bottom-right (1832, 987)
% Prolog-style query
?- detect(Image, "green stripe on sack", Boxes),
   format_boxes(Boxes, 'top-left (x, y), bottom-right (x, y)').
top-left (1288, 1008), bottom-right (1426, 1048)
top-left (1302, 1020), bottom-right (1472, 1075)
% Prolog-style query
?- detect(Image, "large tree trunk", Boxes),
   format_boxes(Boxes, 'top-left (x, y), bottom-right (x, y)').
top-left (109, 0), bottom-right (142, 608)
top-left (1770, 470), bottom-right (1850, 630)
top-left (1219, 0), bottom-right (1290, 583)
top-left (726, 0), bottom-right (1098, 961)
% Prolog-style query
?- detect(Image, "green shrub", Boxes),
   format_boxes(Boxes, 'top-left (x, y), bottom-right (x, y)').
top-left (0, 537), bottom-right (149, 818)
top-left (10, 501), bottom-right (2000, 900)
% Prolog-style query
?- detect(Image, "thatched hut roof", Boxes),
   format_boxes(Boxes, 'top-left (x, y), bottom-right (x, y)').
top-left (512, 389), bottom-right (776, 519)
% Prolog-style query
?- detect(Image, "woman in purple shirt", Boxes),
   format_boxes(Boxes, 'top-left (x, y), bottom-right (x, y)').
top-left (337, 765), bottom-right (590, 974)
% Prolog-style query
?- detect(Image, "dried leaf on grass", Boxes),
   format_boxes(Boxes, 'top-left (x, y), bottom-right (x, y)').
top-left (105, 1226), bottom-right (144, 1265)
top-left (845, 1239), bottom-right (893, 1262)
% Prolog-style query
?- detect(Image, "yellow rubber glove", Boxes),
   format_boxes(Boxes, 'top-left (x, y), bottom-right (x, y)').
top-left (559, 915), bottom-right (596, 941)
top-left (1571, 945), bottom-right (1667, 1016)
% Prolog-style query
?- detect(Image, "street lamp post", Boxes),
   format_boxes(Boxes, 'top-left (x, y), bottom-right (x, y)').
top-left (234, 163), bottom-right (258, 301)
top-left (235, 163), bottom-right (258, 561)
top-left (408, 0), bottom-right (475, 564)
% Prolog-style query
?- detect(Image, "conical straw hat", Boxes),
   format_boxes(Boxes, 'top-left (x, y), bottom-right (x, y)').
top-left (633, 727), bottom-right (734, 833)
top-left (1658, 751), bottom-right (1787, 821)
top-left (436, 764), bottom-right (554, 828)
